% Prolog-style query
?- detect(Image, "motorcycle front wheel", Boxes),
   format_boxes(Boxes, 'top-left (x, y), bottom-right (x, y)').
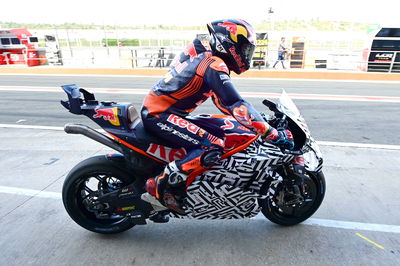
top-left (258, 171), bottom-right (326, 226)
top-left (62, 155), bottom-right (136, 234)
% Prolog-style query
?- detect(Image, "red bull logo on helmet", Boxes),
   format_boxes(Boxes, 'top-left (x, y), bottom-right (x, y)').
top-left (218, 22), bottom-right (239, 35)
top-left (218, 21), bottom-right (249, 43)
top-left (93, 107), bottom-right (121, 126)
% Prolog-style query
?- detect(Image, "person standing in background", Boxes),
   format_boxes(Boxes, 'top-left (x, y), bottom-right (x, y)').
top-left (273, 37), bottom-right (288, 69)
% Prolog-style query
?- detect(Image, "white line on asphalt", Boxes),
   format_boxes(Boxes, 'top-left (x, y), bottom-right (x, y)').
top-left (1, 85), bottom-right (400, 102)
top-left (317, 141), bottom-right (400, 150)
top-left (238, 77), bottom-right (400, 84)
top-left (254, 213), bottom-right (400, 234)
top-left (303, 218), bottom-right (400, 234)
top-left (2, 73), bottom-right (400, 84)
top-left (0, 73), bottom-right (164, 79)
top-left (0, 186), bottom-right (61, 199)
top-left (1, 184), bottom-right (399, 234)
top-left (0, 124), bottom-right (65, 131)
top-left (1, 123), bottom-right (400, 150)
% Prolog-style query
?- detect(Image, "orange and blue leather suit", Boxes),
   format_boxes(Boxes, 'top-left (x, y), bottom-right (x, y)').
top-left (141, 39), bottom-right (272, 173)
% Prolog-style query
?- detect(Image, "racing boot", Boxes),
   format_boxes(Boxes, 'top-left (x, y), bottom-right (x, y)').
top-left (145, 148), bottom-right (222, 214)
top-left (145, 161), bottom-right (187, 214)
top-left (141, 191), bottom-right (169, 223)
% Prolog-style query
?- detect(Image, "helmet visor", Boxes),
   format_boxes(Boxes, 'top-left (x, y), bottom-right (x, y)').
top-left (241, 42), bottom-right (255, 65)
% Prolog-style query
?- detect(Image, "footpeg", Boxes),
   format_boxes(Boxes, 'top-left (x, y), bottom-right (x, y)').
top-left (149, 211), bottom-right (170, 223)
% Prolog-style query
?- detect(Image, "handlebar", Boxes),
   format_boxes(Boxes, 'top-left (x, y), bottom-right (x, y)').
top-left (262, 99), bottom-right (279, 113)
top-left (262, 98), bottom-right (303, 156)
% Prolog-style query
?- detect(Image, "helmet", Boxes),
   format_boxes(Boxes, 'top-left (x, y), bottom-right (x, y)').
top-left (207, 19), bottom-right (256, 74)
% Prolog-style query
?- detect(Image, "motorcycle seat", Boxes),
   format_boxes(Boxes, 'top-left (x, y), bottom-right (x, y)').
top-left (127, 104), bottom-right (141, 128)
top-left (125, 105), bottom-right (181, 149)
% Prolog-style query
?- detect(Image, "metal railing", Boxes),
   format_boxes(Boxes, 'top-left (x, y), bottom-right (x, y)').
top-left (2, 46), bottom-right (400, 73)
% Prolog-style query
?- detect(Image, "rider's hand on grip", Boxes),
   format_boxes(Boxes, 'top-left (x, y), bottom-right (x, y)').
top-left (265, 128), bottom-right (295, 151)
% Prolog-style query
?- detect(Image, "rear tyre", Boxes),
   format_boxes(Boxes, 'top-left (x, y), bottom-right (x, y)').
top-left (258, 171), bottom-right (325, 226)
top-left (62, 155), bottom-right (136, 234)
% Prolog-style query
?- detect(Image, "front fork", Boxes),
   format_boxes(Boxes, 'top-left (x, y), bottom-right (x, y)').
top-left (279, 156), bottom-right (310, 206)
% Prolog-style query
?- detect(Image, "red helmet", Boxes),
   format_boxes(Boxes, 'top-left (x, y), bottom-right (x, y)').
top-left (207, 19), bottom-right (256, 74)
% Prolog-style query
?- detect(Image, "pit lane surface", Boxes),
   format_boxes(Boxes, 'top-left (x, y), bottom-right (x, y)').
top-left (0, 75), bottom-right (399, 265)
top-left (0, 74), bottom-right (399, 145)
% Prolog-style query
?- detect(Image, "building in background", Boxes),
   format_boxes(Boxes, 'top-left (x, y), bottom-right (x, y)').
top-left (360, 27), bottom-right (400, 73)
top-left (0, 28), bottom-right (46, 66)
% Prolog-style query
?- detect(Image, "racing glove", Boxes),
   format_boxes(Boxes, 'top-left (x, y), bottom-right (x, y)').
top-left (265, 128), bottom-right (295, 151)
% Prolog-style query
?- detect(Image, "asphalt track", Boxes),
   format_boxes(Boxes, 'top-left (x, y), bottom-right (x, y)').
top-left (0, 74), bottom-right (399, 144)
top-left (0, 73), bottom-right (399, 265)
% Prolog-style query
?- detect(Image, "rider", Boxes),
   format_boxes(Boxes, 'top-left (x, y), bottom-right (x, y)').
top-left (141, 19), bottom-right (294, 215)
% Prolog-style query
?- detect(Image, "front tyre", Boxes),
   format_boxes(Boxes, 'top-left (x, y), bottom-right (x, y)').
top-left (258, 171), bottom-right (326, 226)
top-left (62, 155), bottom-right (135, 234)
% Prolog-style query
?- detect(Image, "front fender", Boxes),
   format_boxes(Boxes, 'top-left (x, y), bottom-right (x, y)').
top-left (303, 140), bottom-right (323, 172)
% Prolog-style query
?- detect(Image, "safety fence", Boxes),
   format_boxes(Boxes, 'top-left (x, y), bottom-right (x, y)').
top-left (26, 46), bottom-right (372, 72)
top-left (3, 27), bottom-right (399, 72)
top-left (2, 46), bottom-right (400, 73)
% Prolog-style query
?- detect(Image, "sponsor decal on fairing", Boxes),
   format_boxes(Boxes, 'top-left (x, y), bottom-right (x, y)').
top-left (93, 107), bottom-right (120, 126)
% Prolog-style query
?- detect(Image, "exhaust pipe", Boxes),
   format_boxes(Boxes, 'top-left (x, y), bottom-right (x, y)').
top-left (64, 123), bottom-right (124, 153)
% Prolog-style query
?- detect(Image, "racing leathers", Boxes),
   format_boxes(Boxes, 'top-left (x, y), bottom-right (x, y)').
top-left (141, 39), bottom-right (292, 212)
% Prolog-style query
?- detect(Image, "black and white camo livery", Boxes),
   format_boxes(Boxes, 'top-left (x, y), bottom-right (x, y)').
top-left (173, 137), bottom-right (295, 219)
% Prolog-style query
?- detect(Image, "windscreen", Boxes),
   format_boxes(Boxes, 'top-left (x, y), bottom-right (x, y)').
top-left (276, 90), bottom-right (311, 139)
top-left (277, 90), bottom-right (301, 117)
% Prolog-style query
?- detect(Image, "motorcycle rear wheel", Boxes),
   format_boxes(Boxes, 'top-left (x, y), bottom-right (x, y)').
top-left (62, 155), bottom-right (136, 234)
top-left (258, 171), bottom-right (325, 226)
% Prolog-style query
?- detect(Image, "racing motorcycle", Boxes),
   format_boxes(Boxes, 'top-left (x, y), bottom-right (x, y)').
top-left (60, 84), bottom-right (325, 234)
